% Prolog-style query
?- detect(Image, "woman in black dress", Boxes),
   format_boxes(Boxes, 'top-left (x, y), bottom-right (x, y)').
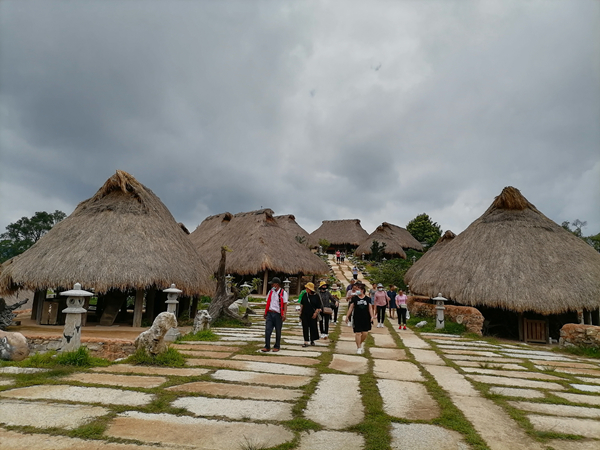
top-left (300, 282), bottom-right (321, 347)
top-left (345, 283), bottom-right (375, 354)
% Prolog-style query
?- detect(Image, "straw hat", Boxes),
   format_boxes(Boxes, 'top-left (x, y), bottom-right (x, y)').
top-left (305, 282), bottom-right (315, 292)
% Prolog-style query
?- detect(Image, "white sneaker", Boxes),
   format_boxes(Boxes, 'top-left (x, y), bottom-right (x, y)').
top-left (356, 348), bottom-right (364, 354)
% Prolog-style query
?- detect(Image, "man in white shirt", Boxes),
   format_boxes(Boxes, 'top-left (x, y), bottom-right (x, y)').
top-left (261, 277), bottom-right (289, 352)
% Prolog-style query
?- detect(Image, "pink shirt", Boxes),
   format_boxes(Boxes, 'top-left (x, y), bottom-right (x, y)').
top-left (374, 290), bottom-right (389, 306)
top-left (395, 294), bottom-right (408, 308)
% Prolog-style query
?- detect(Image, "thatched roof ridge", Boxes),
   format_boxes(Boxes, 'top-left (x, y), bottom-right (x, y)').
top-left (275, 214), bottom-right (318, 248)
top-left (189, 212), bottom-right (233, 248)
top-left (193, 209), bottom-right (329, 276)
top-left (354, 223), bottom-right (408, 258)
top-left (310, 219), bottom-right (369, 246)
top-left (404, 187), bottom-right (600, 314)
top-left (0, 170), bottom-right (214, 296)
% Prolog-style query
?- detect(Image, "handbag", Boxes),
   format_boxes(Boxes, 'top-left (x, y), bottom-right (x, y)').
top-left (322, 307), bottom-right (333, 315)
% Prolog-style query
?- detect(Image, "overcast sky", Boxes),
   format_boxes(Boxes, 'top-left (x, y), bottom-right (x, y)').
top-left (1, 0), bottom-right (599, 239)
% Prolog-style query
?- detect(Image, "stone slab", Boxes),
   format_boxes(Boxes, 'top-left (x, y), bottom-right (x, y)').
top-left (106, 411), bottom-right (294, 449)
top-left (298, 430), bottom-right (365, 450)
top-left (442, 349), bottom-right (499, 357)
top-left (264, 348), bottom-right (321, 357)
top-left (445, 354), bottom-right (523, 363)
top-left (372, 333), bottom-right (397, 348)
top-left (531, 360), bottom-right (599, 370)
top-left (410, 349), bottom-right (445, 365)
top-left (393, 330), bottom-right (431, 349)
top-left (186, 358), bottom-right (315, 375)
top-left (540, 366), bottom-right (600, 377)
top-left (173, 396), bottom-right (293, 421)
top-left (0, 428), bottom-right (185, 450)
top-left (219, 336), bottom-right (262, 341)
top-left (452, 395), bottom-right (545, 450)
top-left (305, 374), bottom-right (363, 429)
top-left (424, 364), bottom-right (480, 397)
top-left (179, 340), bottom-right (247, 346)
top-left (0, 399), bottom-right (108, 429)
top-left (509, 401), bottom-right (600, 419)
top-left (528, 414), bottom-right (600, 439)
top-left (461, 367), bottom-right (562, 381)
top-left (390, 423), bottom-right (470, 450)
top-left (171, 343), bottom-right (240, 352)
top-left (212, 369), bottom-right (310, 387)
top-left (335, 340), bottom-right (361, 355)
top-left (0, 385), bottom-right (154, 406)
top-left (233, 354), bottom-right (319, 366)
top-left (329, 354), bottom-right (368, 374)
top-left (378, 379), bottom-right (439, 420)
top-left (500, 352), bottom-right (573, 361)
top-left (576, 376), bottom-right (600, 385)
top-left (546, 440), bottom-right (600, 450)
top-left (0, 367), bottom-right (48, 374)
top-left (284, 338), bottom-right (328, 346)
top-left (166, 381), bottom-right (302, 401)
top-left (373, 360), bottom-right (425, 381)
top-left (488, 387), bottom-right (545, 399)
top-left (571, 383), bottom-right (600, 393)
top-left (369, 347), bottom-right (407, 360)
top-left (62, 373), bottom-right (167, 388)
top-left (91, 364), bottom-right (209, 377)
top-left (0, 379), bottom-right (13, 386)
top-left (179, 350), bottom-right (234, 359)
top-left (552, 392), bottom-right (600, 406)
top-left (453, 360), bottom-right (524, 370)
top-left (467, 374), bottom-right (565, 391)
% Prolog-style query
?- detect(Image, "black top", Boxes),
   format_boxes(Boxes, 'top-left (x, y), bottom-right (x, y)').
top-left (319, 290), bottom-right (334, 308)
top-left (300, 291), bottom-right (322, 319)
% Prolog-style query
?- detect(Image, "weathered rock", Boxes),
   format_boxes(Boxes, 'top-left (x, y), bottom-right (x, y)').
top-left (0, 298), bottom-right (28, 330)
top-left (0, 330), bottom-right (29, 361)
top-left (134, 312), bottom-right (177, 355)
top-left (192, 310), bottom-right (212, 333)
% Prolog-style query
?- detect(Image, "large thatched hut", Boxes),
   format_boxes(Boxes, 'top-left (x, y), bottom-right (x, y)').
top-left (310, 219), bottom-right (369, 252)
top-left (0, 170), bottom-right (214, 327)
top-left (404, 187), bottom-right (600, 343)
top-left (189, 212), bottom-right (233, 249)
top-left (355, 222), bottom-right (424, 259)
top-left (275, 214), bottom-right (318, 248)
top-left (191, 209), bottom-right (329, 294)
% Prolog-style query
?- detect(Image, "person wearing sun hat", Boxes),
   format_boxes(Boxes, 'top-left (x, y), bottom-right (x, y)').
top-left (261, 277), bottom-right (288, 352)
top-left (330, 283), bottom-right (342, 322)
top-left (318, 281), bottom-right (335, 338)
top-left (299, 282), bottom-right (321, 346)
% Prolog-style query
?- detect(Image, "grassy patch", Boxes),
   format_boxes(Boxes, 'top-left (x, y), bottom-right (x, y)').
top-left (553, 345), bottom-right (600, 360)
top-left (407, 316), bottom-right (466, 335)
top-left (123, 347), bottom-right (186, 367)
top-left (213, 316), bottom-right (250, 328)
top-left (11, 347), bottom-right (109, 369)
top-left (176, 329), bottom-right (219, 342)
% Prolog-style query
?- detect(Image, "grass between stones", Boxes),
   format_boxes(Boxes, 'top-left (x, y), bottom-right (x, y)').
top-left (553, 345), bottom-right (600, 360)
top-left (124, 347), bottom-right (186, 367)
top-left (4, 347), bottom-right (110, 369)
top-left (176, 329), bottom-right (220, 341)
top-left (406, 316), bottom-right (467, 335)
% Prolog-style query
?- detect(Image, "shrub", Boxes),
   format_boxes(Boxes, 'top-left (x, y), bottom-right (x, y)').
top-left (125, 347), bottom-right (186, 367)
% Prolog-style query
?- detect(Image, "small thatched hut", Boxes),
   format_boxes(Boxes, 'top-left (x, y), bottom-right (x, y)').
top-left (310, 219), bottom-right (369, 252)
top-left (0, 170), bottom-right (214, 327)
top-left (191, 209), bottom-right (329, 294)
top-left (355, 222), bottom-right (424, 259)
top-left (275, 214), bottom-right (318, 249)
top-left (404, 187), bottom-right (600, 343)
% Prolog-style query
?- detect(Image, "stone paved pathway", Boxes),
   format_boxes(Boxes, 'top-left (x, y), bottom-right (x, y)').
top-left (1, 259), bottom-right (599, 449)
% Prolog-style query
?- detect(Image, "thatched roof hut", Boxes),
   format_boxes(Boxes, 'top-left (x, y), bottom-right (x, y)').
top-left (404, 187), bottom-right (600, 315)
top-left (0, 170), bottom-right (214, 298)
top-left (355, 222), bottom-right (424, 258)
top-left (275, 214), bottom-right (318, 248)
top-left (310, 219), bottom-right (369, 250)
top-left (191, 209), bottom-right (329, 284)
top-left (189, 212), bottom-right (233, 249)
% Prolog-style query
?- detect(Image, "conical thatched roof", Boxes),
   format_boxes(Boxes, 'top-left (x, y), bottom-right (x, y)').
top-left (192, 209), bottom-right (329, 276)
top-left (404, 187), bottom-right (600, 314)
top-left (275, 215), bottom-right (318, 248)
top-left (310, 219), bottom-right (369, 247)
top-left (355, 222), bottom-right (424, 258)
top-left (189, 212), bottom-right (233, 249)
top-left (405, 230), bottom-right (455, 282)
top-left (0, 170), bottom-right (214, 296)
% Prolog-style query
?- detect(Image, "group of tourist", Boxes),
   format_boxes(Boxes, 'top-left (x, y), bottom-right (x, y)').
top-left (334, 250), bottom-right (346, 263)
top-left (261, 276), bottom-right (409, 354)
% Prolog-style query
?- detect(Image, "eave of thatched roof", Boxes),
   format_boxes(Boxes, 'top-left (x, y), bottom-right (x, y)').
top-left (192, 209), bottom-right (329, 276)
top-left (275, 214), bottom-right (318, 248)
top-left (355, 222), bottom-right (423, 257)
top-left (310, 219), bottom-right (369, 246)
top-left (404, 187), bottom-right (600, 314)
top-left (0, 170), bottom-right (214, 297)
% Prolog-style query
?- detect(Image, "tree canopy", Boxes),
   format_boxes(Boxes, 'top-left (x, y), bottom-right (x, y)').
top-left (406, 213), bottom-right (442, 249)
top-left (0, 210), bottom-right (66, 262)
top-left (562, 219), bottom-right (600, 253)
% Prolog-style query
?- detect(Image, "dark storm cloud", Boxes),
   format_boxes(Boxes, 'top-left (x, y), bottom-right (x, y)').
top-left (0, 0), bottom-right (598, 238)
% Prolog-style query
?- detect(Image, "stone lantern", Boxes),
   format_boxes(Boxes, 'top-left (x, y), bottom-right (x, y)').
top-left (59, 283), bottom-right (93, 352)
top-left (225, 274), bottom-right (234, 295)
top-left (240, 282), bottom-right (252, 310)
top-left (283, 279), bottom-right (291, 295)
top-left (163, 284), bottom-right (182, 341)
top-left (432, 293), bottom-right (447, 329)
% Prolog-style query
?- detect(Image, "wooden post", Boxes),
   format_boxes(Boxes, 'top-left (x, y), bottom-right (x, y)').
top-left (144, 289), bottom-right (155, 322)
top-left (296, 273), bottom-right (303, 295)
top-left (34, 289), bottom-right (46, 324)
top-left (262, 270), bottom-right (269, 296)
top-left (132, 289), bottom-right (144, 327)
top-left (518, 313), bottom-right (524, 342)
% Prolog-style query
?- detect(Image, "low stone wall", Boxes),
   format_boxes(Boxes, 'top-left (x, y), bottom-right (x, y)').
top-left (408, 296), bottom-right (484, 336)
top-left (559, 323), bottom-right (600, 348)
top-left (26, 335), bottom-right (136, 361)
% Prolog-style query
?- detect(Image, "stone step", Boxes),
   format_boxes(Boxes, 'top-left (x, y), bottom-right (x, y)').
top-left (166, 381), bottom-right (302, 401)
top-left (304, 374), bottom-right (363, 429)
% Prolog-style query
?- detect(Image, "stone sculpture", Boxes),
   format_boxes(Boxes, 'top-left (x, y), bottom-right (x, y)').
top-left (134, 312), bottom-right (177, 355)
top-left (193, 310), bottom-right (212, 333)
top-left (0, 330), bottom-right (29, 361)
top-left (0, 298), bottom-right (28, 330)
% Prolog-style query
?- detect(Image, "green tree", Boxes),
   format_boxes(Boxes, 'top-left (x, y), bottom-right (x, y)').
top-left (0, 210), bottom-right (66, 262)
top-left (369, 240), bottom-right (387, 262)
top-left (406, 213), bottom-right (442, 249)
top-left (367, 250), bottom-right (423, 289)
top-left (561, 219), bottom-right (587, 238)
top-left (587, 233), bottom-right (600, 253)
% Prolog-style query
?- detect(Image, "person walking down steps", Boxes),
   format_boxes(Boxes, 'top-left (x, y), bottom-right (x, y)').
top-left (318, 281), bottom-right (335, 338)
top-left (396, 289), bottom-right (408, 330)
top-left (373, 283), bottom-right (390, 327)
top-left (345, 283), bottom-right (375, 354)
top-left (261, 277), bottom-right (288, 352)
top-left (299, 282), bottom-right (321, 347)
